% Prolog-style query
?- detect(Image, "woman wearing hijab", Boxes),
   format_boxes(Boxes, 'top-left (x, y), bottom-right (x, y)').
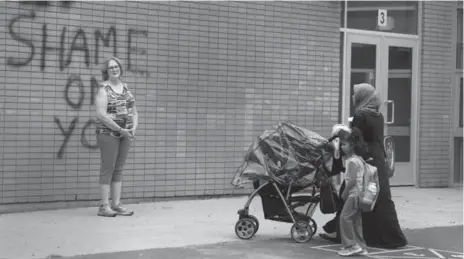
top-left (320, 83), bottom-right (407, 249)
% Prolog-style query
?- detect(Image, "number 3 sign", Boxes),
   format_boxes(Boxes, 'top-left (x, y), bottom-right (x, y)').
top-left (378, 9), bottom-right (387, 27)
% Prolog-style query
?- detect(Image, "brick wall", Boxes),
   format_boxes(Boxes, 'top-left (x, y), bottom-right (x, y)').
top-left (0, 1), bottom-right (341, 204)
top-left (419, 1), bottom-right (455, 187)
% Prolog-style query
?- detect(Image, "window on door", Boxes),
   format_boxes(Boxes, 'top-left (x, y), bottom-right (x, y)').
top-left (387, 46), bottom-right (413, 162)
top-left (454, 77), bottom-right (463, 185)
top-left (341, 1), bottom-right (419, 35)
top-left (453, 7), bottom-right (463, 185)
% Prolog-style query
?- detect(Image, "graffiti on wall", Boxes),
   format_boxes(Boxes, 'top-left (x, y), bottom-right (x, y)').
top-left (6, 10), bottom-right (149, 159)
top-left (19, 1), bottom-right (75, 10)
top-left (7, 12), bottom-right (149, 74)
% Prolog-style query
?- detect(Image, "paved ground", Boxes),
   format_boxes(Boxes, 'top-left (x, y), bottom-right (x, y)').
top-left (60, 226), bottom-right (464, 259)
top-left (0, 187), bottom-right (462, 259)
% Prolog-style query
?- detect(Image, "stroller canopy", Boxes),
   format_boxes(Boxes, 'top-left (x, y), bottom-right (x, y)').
top-left (232, 122), bottom-right (333, 188)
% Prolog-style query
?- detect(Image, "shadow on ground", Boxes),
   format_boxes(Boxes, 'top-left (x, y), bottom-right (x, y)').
top-left (60, 225), bottom-right (463, 259)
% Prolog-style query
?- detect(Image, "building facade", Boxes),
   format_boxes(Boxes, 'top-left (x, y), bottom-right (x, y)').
top-left (0, 1), bottom-right (461, 205)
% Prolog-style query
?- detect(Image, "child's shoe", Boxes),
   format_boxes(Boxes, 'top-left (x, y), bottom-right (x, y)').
top-left (338, 246), bottom-right (363, 256)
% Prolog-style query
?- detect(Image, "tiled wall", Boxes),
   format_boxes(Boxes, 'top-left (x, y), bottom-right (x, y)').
top-left (418, 1), bottom-right (455, 187)
top-left (0, 1), bottom-right (341, 204)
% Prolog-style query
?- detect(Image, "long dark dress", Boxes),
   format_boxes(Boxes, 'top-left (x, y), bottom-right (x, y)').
top-left (321, 111), bottom-right (407, 249)
top-left (352, 110), bottom-right (408, 249)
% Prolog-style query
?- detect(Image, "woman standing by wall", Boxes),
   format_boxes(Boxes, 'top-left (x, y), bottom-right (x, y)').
top-left (95, 57), bottom-right (138, 217)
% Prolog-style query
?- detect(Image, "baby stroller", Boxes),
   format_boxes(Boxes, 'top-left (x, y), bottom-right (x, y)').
top-left (231, 122), bottom-right (336, 243)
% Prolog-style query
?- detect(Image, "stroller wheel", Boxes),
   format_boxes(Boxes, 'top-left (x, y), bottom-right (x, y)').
top-left (290, 221), bottom-right (313, 243)
top-left (235, 218), bottom-right (257, 240)
top-left (309, 217), bottom-right (317, 237)
top-left (244, 215), bottom-right (259, 234)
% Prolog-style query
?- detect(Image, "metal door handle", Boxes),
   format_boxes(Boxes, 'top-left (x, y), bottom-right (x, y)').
top-left (385, 100), bottom-right (395, 125)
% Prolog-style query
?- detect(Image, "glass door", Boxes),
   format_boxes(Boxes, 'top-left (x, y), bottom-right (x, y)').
top-left (344, 33), bottom-right (418, 186)
top-left (383, 38), bottom-right (417, 186)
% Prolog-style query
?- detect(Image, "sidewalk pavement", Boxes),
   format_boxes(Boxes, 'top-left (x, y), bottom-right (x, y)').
top-left (0, 187), bottom-right (462, 259)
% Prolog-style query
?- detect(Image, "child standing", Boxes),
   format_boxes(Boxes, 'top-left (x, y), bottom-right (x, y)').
top-left (337, 127), bottom-right (368, 257)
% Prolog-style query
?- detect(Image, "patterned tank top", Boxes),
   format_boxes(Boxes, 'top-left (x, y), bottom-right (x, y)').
top-left (95, 83), bottom-right (135, 137)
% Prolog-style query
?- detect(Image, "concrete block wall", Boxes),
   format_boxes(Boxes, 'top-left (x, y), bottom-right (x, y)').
top-left (0, 1), bottom-right (341, 204)
top-left (419, 1), bottom-right (455, 187)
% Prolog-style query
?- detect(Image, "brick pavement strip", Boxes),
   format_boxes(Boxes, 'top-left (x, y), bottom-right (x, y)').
top-left (0, 187), bottom-right (462, 259)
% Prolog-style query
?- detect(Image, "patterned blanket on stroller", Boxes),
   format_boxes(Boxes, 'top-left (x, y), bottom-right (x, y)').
top-left (231, 122), bottom-right (334, 188)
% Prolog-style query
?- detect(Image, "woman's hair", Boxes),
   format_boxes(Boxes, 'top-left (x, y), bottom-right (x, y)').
top-left (338, 127), bottom-right (367, 155)
top-left (101, 57), bottom-right (123, 81)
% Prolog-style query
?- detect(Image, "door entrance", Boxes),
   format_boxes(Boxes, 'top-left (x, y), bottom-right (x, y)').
top-left (343, 32), bottom-right (419, 186)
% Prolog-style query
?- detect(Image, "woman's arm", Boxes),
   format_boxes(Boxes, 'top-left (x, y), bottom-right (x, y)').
top-left (328, 156), bottom-right (345, 177)
top-left (341, 160), bottom-right (359, 200)
top-left (352, 112), bottom-right (370, 158)
top-left (96, 87), bottom-right (124, 132)
top-left (131, 105), bottom-right (138, 131)
top-left (352, 112), bottom-right (366, 132)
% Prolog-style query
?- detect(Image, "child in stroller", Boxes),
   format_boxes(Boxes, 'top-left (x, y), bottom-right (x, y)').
top-left (231, 122), bottom-right (339, 243)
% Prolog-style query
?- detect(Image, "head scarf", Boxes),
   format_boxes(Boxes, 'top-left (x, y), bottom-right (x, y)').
top-left (353, 83), bottom-right (382, 115)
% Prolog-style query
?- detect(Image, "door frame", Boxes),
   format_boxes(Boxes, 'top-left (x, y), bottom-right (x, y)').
top-left (342, 30), bottom-right (420, 187)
